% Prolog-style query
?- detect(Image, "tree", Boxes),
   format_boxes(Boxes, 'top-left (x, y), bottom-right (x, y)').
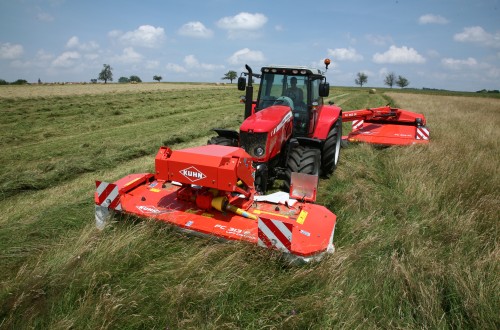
top-left (222, 70), bottom-right (238, 83)
top-left (0, 79), bottom-right (7, 85)
top-left (384, 72), bottom-right (396, 88)
top-left (354, 72), bottom-right (368, 87)
top-left (153, 75), bottom-right (162, 82)
top-left (396, 75), bottom-right (409, 88)
top-left (118, 77), bottom-right (130, 83)
top-left (12, 79), bottom-right (28, 85)
top-left (129, 75), bottom-right (142, 83)
top-left (98, 64), bottom-right (113, 83)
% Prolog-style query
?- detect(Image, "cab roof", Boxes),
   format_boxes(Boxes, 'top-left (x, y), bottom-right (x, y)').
top-left (260, 65), bottom-right (323, 76)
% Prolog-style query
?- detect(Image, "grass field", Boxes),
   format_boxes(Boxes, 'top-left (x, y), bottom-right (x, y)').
top-left (0, 84), bottom-right (498, 329)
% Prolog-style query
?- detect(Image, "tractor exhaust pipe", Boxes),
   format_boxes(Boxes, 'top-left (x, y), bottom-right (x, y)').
top-left (244, 64), bottom-right (253, 119)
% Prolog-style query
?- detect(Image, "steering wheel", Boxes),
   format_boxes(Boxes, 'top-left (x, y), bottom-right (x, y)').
top-left (273, 96), bottom-right (294, 110)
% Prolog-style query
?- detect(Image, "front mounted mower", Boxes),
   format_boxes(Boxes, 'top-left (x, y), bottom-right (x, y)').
top-left (96, 145), bottom-right (336, 263)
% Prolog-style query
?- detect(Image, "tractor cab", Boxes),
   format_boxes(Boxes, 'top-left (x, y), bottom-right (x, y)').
top-left (239, 65), bottom-right (330, 138)
top-left (212, 61), bottom-right (341, 193)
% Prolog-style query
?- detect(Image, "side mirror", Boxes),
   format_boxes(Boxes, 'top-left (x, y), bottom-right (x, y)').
top-left (237, 77), bottom-right (246, 91)
top-left (319, 82), bottom-right (330, 97)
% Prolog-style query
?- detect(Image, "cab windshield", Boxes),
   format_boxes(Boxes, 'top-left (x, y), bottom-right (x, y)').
top-left (257, 73), bottom-right (308, 112)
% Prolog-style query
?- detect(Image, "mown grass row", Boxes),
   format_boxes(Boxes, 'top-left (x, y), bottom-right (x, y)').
top-left (0, 86), bottom-right (498, 329)
top-left (0, 88), bottom-right (243, 199)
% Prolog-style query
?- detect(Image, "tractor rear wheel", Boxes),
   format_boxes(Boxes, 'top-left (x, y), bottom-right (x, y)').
top-left (284, 146), bottom-right (321, 192)
top-left (321, 118), bottom-right (342, 176)
top-left (207, 136), bottom-right (238, 147)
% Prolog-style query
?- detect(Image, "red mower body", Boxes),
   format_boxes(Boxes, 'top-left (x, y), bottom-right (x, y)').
top-left (95, 145), bottom-right (336, 262)
top-left (342, 106), bottom-right (430, 146)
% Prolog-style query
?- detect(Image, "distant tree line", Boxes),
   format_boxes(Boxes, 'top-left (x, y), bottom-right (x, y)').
top-left (0, 79), bottom-right (29, 85)
top-left (354, 72), bottom-right (410, 88)
top-left (118, 75), bottom-right (143, 83)
top-left (95, 64), bottom-right (163, 84)
top-left (476, 89), bottom-right (499, 94)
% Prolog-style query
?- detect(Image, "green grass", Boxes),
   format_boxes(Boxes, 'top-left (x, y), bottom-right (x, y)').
top-left (0, 85), bottom-right (498, 329)
top-left (0, 88), bottom-right (243, 199)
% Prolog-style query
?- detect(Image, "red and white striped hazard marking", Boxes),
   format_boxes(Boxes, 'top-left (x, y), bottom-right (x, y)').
top-left (258, 218), bottom-right (293, 253)
top-left (416, 126), bottom-right (430, 140)
top-left (352, 120), bottom-right (364, 130)
top-left (95, 181), bottom-right (122, 211)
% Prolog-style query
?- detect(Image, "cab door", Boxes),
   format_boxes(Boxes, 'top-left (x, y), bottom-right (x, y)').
top-left (308, 78), bottom-right (321, 136)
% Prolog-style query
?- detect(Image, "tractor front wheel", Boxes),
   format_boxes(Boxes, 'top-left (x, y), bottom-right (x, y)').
top-left (284, 146), bottom-right (321, 192)
top-left (207, 136), bottom-right (238, 147)
top-left (321, 118), bottom-right (342, 176)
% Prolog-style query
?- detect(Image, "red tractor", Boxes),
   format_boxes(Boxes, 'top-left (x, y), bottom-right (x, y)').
top-left (209, 61), bottom-right (429, 193)
top-left (209, 63), bottom-right (342, 193)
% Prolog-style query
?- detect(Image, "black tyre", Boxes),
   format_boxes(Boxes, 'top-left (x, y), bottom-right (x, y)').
top-left (284, 146), bottom-right (321, 191)
top-left (321, 118), bottom-right (342, 176)
top-left (207, 135), bottom-right (238, 147)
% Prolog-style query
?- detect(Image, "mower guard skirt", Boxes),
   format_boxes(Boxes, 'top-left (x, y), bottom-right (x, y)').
top-left (95, 173), bottom-right (336, 263)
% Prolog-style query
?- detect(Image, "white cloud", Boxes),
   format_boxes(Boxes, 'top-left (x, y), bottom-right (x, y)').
top-left (66, 36), bottom-right (99, 52)
top-left (183, 55), bottom-right (224, 71)
top-left (166, 63), bottom-right (187, 73)
top-left (441, 57), bottom-right (478, 70)
top-left (84, 53), bottom-right (99, 61)
top-left (418, 14), bottom-right (449, 25)
top-left (365, 34), bottom-right (393, 46)
top-left (113, 25), bottom-right (165, 48)
top-left (427, 49), bottom-right (440, 58)
top-left (145, 60), bottom-right (160, 70)
top-left (454, 26), bottom-right (500, 48)
top-left (227, 48), bottom-right (266, 65)
top-left (51, 51), bottom-right (81, 68)
top-left (485, 65), bottom-right (500, 79)
top-left (178, 22), bottom-right (213, 38)
top-left (217, 12), bottom-right (267, 39)
top-left (327, 47), bottom-right (363, 61)
top-left (108, 30), bottom-right (122, 38)
top-left (8, 49), bottom-right (54, 70)
top-left (114, 47), bottom-right (143, 63)
top-left (373, 45), bottom-right (426, 64)
top-left (36, 50), bottom-right (54, 62)
top-left (0, 43), bottom-right (24, 60)
top-left (66, 36), bottom-right (79, 48)
top-left (184, 55), bottom-right (198, 67)
top-left (217, 12), bottom-right (267, 30)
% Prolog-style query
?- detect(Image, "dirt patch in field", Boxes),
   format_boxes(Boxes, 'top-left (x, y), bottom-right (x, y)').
top-left (0, 83), bottom-right (229, 99)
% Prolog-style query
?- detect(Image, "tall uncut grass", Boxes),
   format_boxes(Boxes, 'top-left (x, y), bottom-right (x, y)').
top-left (0, 85), bottom-right (498, 329)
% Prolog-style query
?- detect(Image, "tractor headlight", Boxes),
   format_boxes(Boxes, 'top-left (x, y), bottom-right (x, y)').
top-left (254, 146), bottom-right (265, 157)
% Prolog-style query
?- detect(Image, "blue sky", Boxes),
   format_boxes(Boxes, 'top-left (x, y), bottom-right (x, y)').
top-left (1, 0), bottom-right (499, 91)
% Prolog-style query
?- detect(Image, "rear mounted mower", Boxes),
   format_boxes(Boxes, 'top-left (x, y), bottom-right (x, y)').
top-left (342, 106), bottom-right (429, 146)
top-left (95, 145), bottom-right (336, 263)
